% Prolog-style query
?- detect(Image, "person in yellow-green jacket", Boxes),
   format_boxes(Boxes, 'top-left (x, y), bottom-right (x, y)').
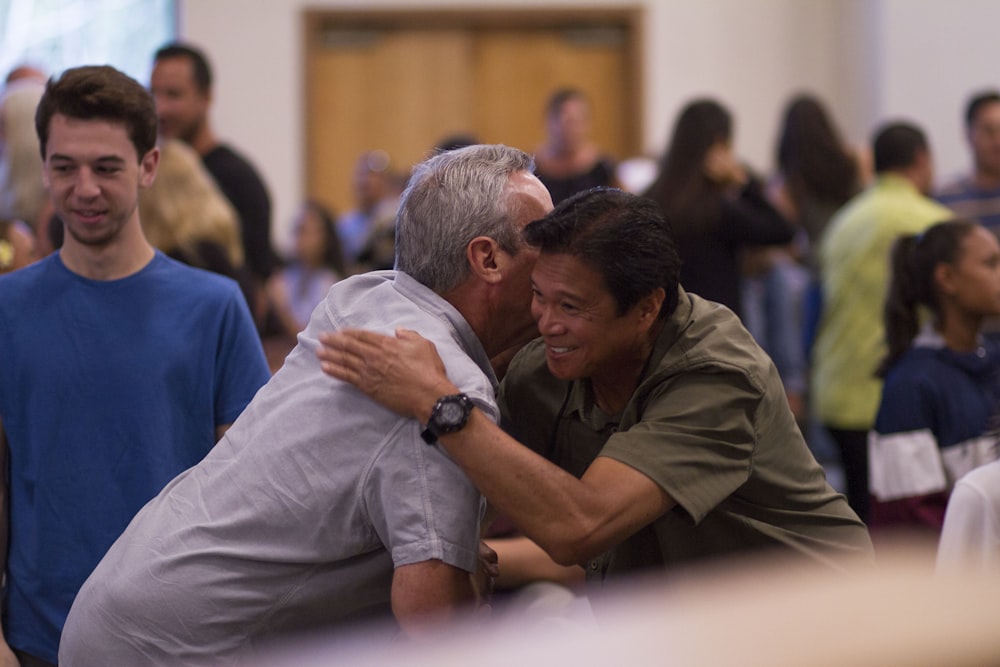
top-left (811, 121), bottom-right (952, 524)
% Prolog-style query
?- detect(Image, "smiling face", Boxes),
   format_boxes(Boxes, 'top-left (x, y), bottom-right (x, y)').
top-left (530, 252), bottom-right (662, 403)
top-left (42, 113), bottom-right (157, 250)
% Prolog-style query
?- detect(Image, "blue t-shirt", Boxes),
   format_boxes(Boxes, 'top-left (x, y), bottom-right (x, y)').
top-left (0, 251), bottom-right (270, 662)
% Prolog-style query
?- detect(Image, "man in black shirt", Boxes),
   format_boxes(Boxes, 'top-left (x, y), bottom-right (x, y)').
top-left (151, 42), bottom-right (277, 283)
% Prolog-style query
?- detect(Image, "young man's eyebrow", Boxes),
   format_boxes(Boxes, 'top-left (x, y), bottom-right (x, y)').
top-left (48, 153), bottom-right (128, 164)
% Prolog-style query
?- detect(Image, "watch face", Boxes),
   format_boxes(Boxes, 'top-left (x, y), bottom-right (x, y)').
top-left (438, 398), bottom-right (467, 425)
top-left (422, 394), bottom-right (471, 444)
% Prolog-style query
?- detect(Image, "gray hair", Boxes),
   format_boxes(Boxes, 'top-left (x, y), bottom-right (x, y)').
top-left (395, 144), bottom-right (535, 293)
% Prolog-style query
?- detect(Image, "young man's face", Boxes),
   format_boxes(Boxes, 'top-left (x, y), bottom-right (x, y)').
top-left (150, 56), bottom-right (209, 145)
top-left (969, 101), bottom-right (1000, 178)
top-left (42, 113), bottom-right (157, 249)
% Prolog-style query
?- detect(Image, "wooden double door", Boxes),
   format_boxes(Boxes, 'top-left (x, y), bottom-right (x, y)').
top-left (304, 8), bottom-right (642, 214)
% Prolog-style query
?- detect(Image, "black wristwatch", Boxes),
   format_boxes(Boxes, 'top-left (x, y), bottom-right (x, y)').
top-left (420, 393), bottom-right (473, 444)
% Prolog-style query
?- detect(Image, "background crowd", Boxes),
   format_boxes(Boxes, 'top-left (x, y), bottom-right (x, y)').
top-left (2, 35), bottom-right (1000, 667)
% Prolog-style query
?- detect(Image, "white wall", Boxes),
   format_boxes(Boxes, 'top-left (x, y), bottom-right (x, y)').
top-left (179, 0), bottom-right (997, 249)
top-left (876, 0), bottom-right (1000, 185)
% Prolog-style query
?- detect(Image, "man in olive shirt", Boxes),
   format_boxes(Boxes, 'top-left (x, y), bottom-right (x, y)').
top-left (319, 188), bottom-right (873, 584)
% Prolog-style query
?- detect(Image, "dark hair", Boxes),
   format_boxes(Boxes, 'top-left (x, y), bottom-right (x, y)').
top-left (776, 94), bottom-right (859, 206)
top-left (434, 133), bottom-right (480, 153)
top-left (301, 199), bottom-right (346, 276)
top-left (872, 122), bottom-right (927, 174)
top-left (35, 65), bottom-right (157, 160)
top-left (643, 98), bottom-right (732, 234)
top-left (878, 218), bottom-right (979, 377)
top-left (154, 42), bottom-right (213, 92)
top-left (965, 90), bottom-right (1000, 128)
top-left (545, 87), bottom-right (588, 118)
top-left (524, 187), bottom-right (681, 319)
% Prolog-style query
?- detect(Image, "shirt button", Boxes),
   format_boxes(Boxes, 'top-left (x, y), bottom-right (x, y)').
top-left (589, 560), bottom-right (600, 571)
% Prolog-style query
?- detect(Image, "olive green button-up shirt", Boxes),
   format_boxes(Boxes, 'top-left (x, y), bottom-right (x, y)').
top-left (500, 288), bottom-right (873, 584)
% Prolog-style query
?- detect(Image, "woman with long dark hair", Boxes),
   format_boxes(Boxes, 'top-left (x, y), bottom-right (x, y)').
top-left (869, 219), bottom-right (1000, 538)
top-left (775, 94), bottom-right (866, 259)
top-left (643, 98), bottom-right (794, 319)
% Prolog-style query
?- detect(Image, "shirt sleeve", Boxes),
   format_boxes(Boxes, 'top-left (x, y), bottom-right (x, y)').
top-left (870, 374), bottom-right (947, 502)
top-left (213, 287), bottom-right (271, 425)
top-left (599, 366), bottom-right (761, 524)
top-left (364, 419), bottom-right (484, 574)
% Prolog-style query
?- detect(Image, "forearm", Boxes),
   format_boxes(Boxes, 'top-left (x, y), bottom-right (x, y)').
top-left (316, 329), bottom-right (672, 563)
top-left (487, 536), bottom-right (585, 589)
top-left (433, 406), bottom-right (668, 566)
top-left (437, 411), bottom-right (580, 560)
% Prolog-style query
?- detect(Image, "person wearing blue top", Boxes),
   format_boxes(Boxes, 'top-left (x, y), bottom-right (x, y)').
top-left (869, 219), bottom-right (1000, 541)
top-left (0, 65), bottom-right (269, 667)
top-left (936, 91), bottom-right (1000, 232)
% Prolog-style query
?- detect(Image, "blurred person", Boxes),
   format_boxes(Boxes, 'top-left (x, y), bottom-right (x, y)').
top-left (0, 65), bottom-right (269, 667)
top-left (0, 218), bottom-right (35, 273)
top-left (337, 149), bottom-right (401, 272)
top-left (773, 93), bottom-right (868, 266)
top-left (151, 42), bottom-right (277, 283)
top-left (937, 458), bottom-right (1000, 572)
top-left (744, 94), bottom-right (869, 423)
top-left (0, 66), bottom-right (46, 230)
top-left (869, 220), bottom-right (1000, 539)
top-left (811, 121), bottom-right (952, 523)
top-left (319, 188), bottom-right (873, 597)
top-left (534, 88), bottom-right (618, 205)
top-left (139, 137), bottom-right (260, 319)
top-left (140, 139), bottom-right (245, 269)
top-left (60, 145), bottom-right (553, 665)
top-left (265, 200), bottom-right (345, 340)
top-left (642, 98), bottom-right (795, 320)
top-left (937, 90), bottom-right (1000, 231)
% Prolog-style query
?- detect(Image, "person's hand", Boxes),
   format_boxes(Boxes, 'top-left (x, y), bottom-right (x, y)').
top-left (472, 540), bottom-right (499, 612)
top-left (703, 143), bottom-right (747, 187)
top-left (317, 328), bottom-right (458, 421)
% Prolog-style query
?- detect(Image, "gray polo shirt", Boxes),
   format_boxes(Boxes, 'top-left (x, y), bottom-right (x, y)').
top-left (60, 271), bottom-right (496, 666)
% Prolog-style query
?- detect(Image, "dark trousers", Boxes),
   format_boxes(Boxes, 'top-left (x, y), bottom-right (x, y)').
top-left (15, 650), bottom-right (56, 667)
top-left (826, 427), bottom-right (870, 524)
